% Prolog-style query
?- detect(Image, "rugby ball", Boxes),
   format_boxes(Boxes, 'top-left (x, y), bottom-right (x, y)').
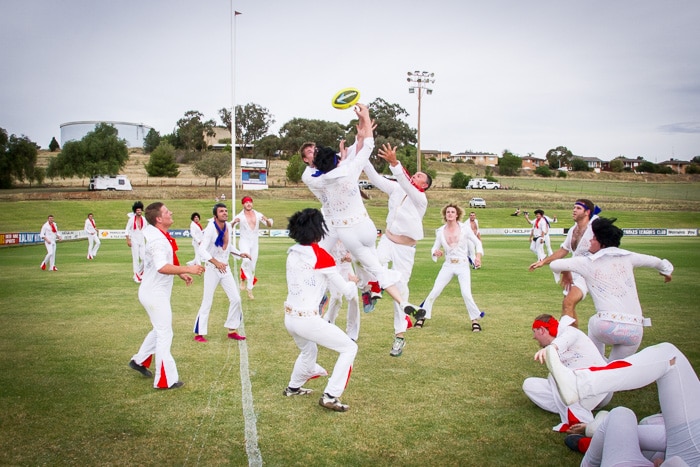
top-left (331, 88), bottom-right (361, 109)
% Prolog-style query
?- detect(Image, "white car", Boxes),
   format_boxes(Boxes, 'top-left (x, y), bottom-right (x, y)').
top-left (469, 197), bottom-right (486, 208)
top-left (481, 181), bottom-right (501, 190)
top-left (358, 180), bottom-right (373, 189)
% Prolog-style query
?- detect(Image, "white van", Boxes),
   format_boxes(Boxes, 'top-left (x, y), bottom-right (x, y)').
top-left (89, 175), bottom-right (133, 191)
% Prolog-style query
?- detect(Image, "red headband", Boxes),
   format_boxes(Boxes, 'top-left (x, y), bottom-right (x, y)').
top-left (241, 196), bottom-right (253, 204)
top-left (532, 318), bottom-right (558, 337)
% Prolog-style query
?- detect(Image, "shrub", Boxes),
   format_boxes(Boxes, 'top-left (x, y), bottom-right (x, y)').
top-left (534, 166), bottom-right (553, 177)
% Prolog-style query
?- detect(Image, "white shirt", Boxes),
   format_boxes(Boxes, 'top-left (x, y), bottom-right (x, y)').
top-left (531, 216), bottom-right (549, 239)
top-left (431, 222), bottom-right (484, 262)
top-left (85, 218), bottom-right (97, 236)
top-left (550, 247), bottom-right (673, 319)
top-left (302, 138), bottom-right (375, 227)
top-left (363, 161), bottom-right (427, 241)
top-left (232, 209), bottom-right (268, 242)
top-left (285, 244), bottom-right (355, 313)
top-left (552, 315), bottom-right (607, 369)
top-left (140, 224), bottom-right (175, 294)
top-left (125, 213), bottom-right (145, 244)
top-left (189, 220), bottom-right (203, 245)
top-left (198, 221), bottom-right (242, 264)
top-left (40, 221), bottom-right (60, 243)
top-left (560, 215), bottom-right (598, 257)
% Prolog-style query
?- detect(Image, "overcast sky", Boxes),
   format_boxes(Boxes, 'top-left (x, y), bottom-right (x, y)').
top-left (2, 0), bottom-right (699, 162)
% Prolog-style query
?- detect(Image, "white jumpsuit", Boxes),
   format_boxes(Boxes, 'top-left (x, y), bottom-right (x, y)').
top-left (551, 247), bottom-right (673, 361)
top-left (125, 213), bottom-right (145, 278)
top-left (131, 224), bottom-right (180, 389)
top-left (232, 209), bottom-right (269, 291)
top-left (84, 217), bottom-right (100, 259)
top-left (40, 220), bottom-right (60, 269)
top-left (423, 222), bottom-right (484, 321)
top-left (285, 243), bottom-right (358, 398)
top-left (193, 221), bottom-right (244, 336)
top-left (523, 315), bottom-right (611, 432)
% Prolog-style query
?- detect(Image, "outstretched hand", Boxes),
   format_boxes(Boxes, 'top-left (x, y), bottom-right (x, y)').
top-left (378, 143), bottom-right (398, 167)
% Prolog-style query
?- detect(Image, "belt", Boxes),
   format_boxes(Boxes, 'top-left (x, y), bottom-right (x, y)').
top-left (327, 211), bottom-right (369, 227)
top-left (449, 258), bottom-right (467, 264)
top-left (595, 311), bottom-right (651, 327)
top-left (284, 304), bottom-right (319, 318)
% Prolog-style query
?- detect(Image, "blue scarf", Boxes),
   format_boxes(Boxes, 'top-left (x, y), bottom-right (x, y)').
top-left (214, 221), bottom-right (227, 248)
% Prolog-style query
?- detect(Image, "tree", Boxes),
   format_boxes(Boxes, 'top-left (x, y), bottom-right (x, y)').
top-left (235, 103), bottom-right (275, 151)
top-left (637, 161), bottom-right (657, 173)
top-left (278, 118), bottom-right (346, 154)
top-left (545, 146), bottom-right (574, 170)
top-left (218, 107), bottom-right (231, 130)
top-left (176, 110), bottom-right (216, 152)
top-left (192, 150), bottom-right (231, 192)
top-left (535, 165), bottom-right (554, 177)
top-left (285, 154), bottom-right (306, 184)
top-left (145, 142), bottom-right (179, 177)
top-left (498, 150), bottom-right (522, 176)
top-left (49, 137), bottom-right (60, 152)
top-left (571, 158), bottom-right (591, 172)
top-left (254, 135), bottom-right (281, 159)
top-left (450, 171), bottom-right (469, 189)
top-left (0, 129), bottom-right (43, 188)
top-left (609, 158), bottom-right (624, 172)
top-left (143, 128), bottom-right (161, 154)
top-left (46, 123), bottom-right (128, 179)
top-left (342, 98), bottom-right (417, 171)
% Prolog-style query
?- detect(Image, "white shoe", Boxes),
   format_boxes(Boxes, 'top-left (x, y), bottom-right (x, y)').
top-left (585, 410), bottom-right (609, 437)
top-left (545, 345), bottom-right (580, 406)
top-left (319, 393), bottom-right (349, 412)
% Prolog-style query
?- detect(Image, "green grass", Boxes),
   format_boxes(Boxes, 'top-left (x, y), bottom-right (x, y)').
top-left (1, 202), bottom-right (699, 466)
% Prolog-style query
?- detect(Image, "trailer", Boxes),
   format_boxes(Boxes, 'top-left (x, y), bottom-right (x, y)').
top-left (88, 175), bottom-right (133, 191)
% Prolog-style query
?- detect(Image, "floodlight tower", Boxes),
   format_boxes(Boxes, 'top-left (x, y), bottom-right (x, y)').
top-left (407, 70), bottom-right (435, 173)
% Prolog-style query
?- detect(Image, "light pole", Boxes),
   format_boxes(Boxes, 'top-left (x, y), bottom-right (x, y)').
top-left (230, 8), bottom-right (241, 203)
top-left (407, 70), bottom-right (435, 173)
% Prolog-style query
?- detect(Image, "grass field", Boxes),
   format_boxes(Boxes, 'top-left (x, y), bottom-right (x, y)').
top-left (1, 192), bottom-right (699, 466)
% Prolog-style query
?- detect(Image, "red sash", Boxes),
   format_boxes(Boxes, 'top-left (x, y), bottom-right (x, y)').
top-left (158, 228), bottom-right (180, 265)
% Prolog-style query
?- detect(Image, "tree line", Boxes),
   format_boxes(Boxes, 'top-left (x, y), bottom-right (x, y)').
top-left (2, 98), bottom-right (699, 189)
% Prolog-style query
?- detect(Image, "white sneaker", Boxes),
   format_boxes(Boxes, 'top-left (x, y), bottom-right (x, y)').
top-left (319, 393), bottom-right (349, 412)
top-left (545, 345), bottom-right (580, 406)
top-left (389, 337), bottom-right (405, 357)
top-left (283, 387), bottom-right (313, 397)
top-left (585, 410), bottom-right (609, 437)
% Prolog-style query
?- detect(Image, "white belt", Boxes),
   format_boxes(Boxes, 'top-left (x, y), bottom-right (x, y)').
top-left (596, 311), bottom-right (651, 327)
top-left (327, 211), bottom-right (369, 227)
top-left (285, 304), bottom-right (319, 318)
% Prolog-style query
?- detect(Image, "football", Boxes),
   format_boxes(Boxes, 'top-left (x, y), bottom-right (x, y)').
top-left (331, 88), bottom-right (361, 109)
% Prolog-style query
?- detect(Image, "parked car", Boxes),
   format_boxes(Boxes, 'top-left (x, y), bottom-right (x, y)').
top-left (466, 178), bottom-right (488, 189)
top-left (481, 181), bottom-right (501, 190)
top-left (469, 197), bottom-right (486, 208)
top-left (358, 180), bottom-right (373, 189)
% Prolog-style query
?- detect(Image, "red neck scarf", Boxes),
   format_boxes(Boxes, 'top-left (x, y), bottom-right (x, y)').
top-left (50, 222), bottom-right (57, 233)
top-left (89, 218), bottom-right (96, 229)
top-left (158, 228), bottom-right (180, 265)
top-left (134, 215), bottom-right (143, 230)
top-left (194, 221), bottom-right (203, 230)
top-left (402, 166), bottom-right (425, 193)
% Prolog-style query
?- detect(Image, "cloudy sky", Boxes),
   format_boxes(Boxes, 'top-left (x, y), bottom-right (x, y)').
top-left (2, 0), bottom-right (699, 162)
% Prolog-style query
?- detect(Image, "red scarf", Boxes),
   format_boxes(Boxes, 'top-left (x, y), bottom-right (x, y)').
top-left (194, 221), bottom-right (203, 230)
top-left (89, 218), bottom-right (96, 229)
top-left (535, 217), bottom-right (542, 229)
top-left (158, 228), bottom-right (180, 265)
top-left (50, 222), bottom-right (57, 233)
top-left (133, 215), bottom-right (143, 230)
top-left (402, 166), bottom-right (425, 193)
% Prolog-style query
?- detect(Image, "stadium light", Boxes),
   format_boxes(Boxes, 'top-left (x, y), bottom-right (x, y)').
top-left (407, 71), bottom-right (435, 173)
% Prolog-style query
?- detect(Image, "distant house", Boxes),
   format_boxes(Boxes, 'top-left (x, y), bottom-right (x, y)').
top-left (659, 158), bottom-right (691, 174)
top-left (520, 155), bottom-right (546, 170)
top-left (422, 149), bottom-right (452, 161)
top-left (574, 156), bottom-right (605, 172)
top-left (616, 157), bottom-right (647, 171)
top-left (450, 151), bottom-right (499, 166)
top-left (205, 126), bottom-right (232, 147)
